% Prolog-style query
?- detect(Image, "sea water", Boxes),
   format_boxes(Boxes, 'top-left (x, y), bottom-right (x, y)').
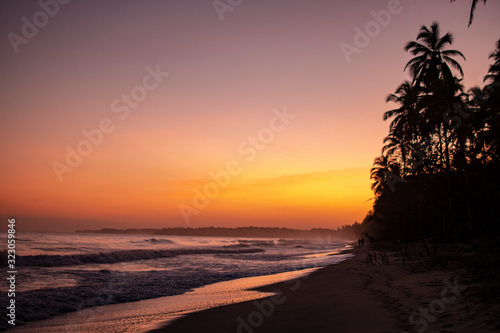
top-left (1, 232), bottom-right (352, 331)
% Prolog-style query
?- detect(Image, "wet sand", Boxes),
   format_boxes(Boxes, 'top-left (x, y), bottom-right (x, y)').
top-left (8, 268), bottom-right (319, 333)
top-left (151, 243), bottom-right (500, 332)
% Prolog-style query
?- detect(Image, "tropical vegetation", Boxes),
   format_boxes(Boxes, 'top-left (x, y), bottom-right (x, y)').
top-left (365, 22), bottom-right (500, 244)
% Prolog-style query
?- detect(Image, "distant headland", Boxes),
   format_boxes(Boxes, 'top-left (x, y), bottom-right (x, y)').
top-left (76, 225), bottom-right (364, 240)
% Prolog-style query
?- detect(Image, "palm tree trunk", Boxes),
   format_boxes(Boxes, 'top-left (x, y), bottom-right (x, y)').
top-left (401, 146), bottom-right (407, 174)
top-left (437, 125), bottom-right (445, 171)
top-left (444, 126), bottom-right (451, 171)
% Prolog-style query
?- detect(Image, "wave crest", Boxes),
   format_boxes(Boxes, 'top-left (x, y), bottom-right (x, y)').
top-left (17, 248), bottom-right (265, 267)
top-left (130, 238), bottom-right (174, 245)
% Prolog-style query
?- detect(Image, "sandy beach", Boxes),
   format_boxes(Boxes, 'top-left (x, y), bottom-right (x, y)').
top-left (151, 243), bottom-right (500, 333)
top-left (7, 268), bottom-right (323, 333)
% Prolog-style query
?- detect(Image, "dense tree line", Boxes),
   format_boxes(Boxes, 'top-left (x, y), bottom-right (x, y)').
top-left (77, 226), bottom-right (364, 240)
top-left (365, 22), bottom-right (500, 243)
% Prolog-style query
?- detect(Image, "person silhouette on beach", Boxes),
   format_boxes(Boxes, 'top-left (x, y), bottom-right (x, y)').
top-left (361, 238), bottom-right (365, 247)
top-left (358, 238), bottom-right (361, 247)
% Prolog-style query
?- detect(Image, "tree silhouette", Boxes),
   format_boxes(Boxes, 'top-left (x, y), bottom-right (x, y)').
top-left (384, 81), bottom-right (422, 173)
top-left (404, 22), bottom-right (466, 171)
top-left (370, 154), bottom-right (400, 197)
top-left (450, 0), bottom-right (487, 27)
top-left (365, 25), bottom-right (500, 243)
top-left (482, 39), bottom-right (500, 160)
top-left (404, 22), bottom-right (465, 86)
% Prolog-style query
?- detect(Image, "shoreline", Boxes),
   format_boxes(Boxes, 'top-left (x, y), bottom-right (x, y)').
top-left (7, 249), bottom-right (353, 333)
top-left (3, 234), bottom-right (353, 331)
top-left (149, 245), bottom-right (389, 333)
top-left (150, 242), bottom-right (500, 332)
top-left (146, 244), bottom-right (357, 331)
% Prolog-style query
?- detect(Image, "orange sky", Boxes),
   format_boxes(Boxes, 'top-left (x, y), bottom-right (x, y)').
top-left (0, 0), bottom-right (499, 231)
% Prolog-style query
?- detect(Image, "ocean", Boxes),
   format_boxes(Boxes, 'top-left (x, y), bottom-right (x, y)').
top-left (2, 232), bottom-right (352, 332)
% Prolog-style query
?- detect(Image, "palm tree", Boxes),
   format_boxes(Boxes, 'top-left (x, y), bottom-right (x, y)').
top-left (452, 87), bottom-right (485, 166)
top-left (404, 22), bottom-right (466, 171)
top-left (485, 38), bottom-right (500, 84)
top-left (450, 0), bottom-right (487, 27)
top-left (481, 39), bottom-right (500, 160)
top-left (370, 154), bottom-right (401, 196)
top-left (384, 81), bottom-right (421, 127)
top-left (383, 129), bottom-right (410, 176)
top-left (404, 22), bottom-right (465, 86)
top-left (423, 76), bottom-right (466, 170)
top-left (382, 132), bottom-right (404, 159)
top-left (384, 81), bottom-right (423, 170)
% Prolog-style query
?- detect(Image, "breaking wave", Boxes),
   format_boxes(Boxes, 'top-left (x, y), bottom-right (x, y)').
top-left (236, 240), bottom-right (276, 247)
top-left (130, 238), bottom-right (175, 245)
top-left (17, 248), bottom-right (265, 267)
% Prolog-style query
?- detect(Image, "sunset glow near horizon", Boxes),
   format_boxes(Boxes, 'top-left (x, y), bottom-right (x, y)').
top-left (1, 0), bottom-right (499, 232)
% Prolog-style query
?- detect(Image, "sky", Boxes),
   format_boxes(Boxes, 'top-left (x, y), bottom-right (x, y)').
top-left (0, 0), bottom-right (499, 232)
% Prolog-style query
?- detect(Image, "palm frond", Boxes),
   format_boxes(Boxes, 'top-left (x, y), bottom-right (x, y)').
top-left (443, 56), bottom-right (465, 77)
